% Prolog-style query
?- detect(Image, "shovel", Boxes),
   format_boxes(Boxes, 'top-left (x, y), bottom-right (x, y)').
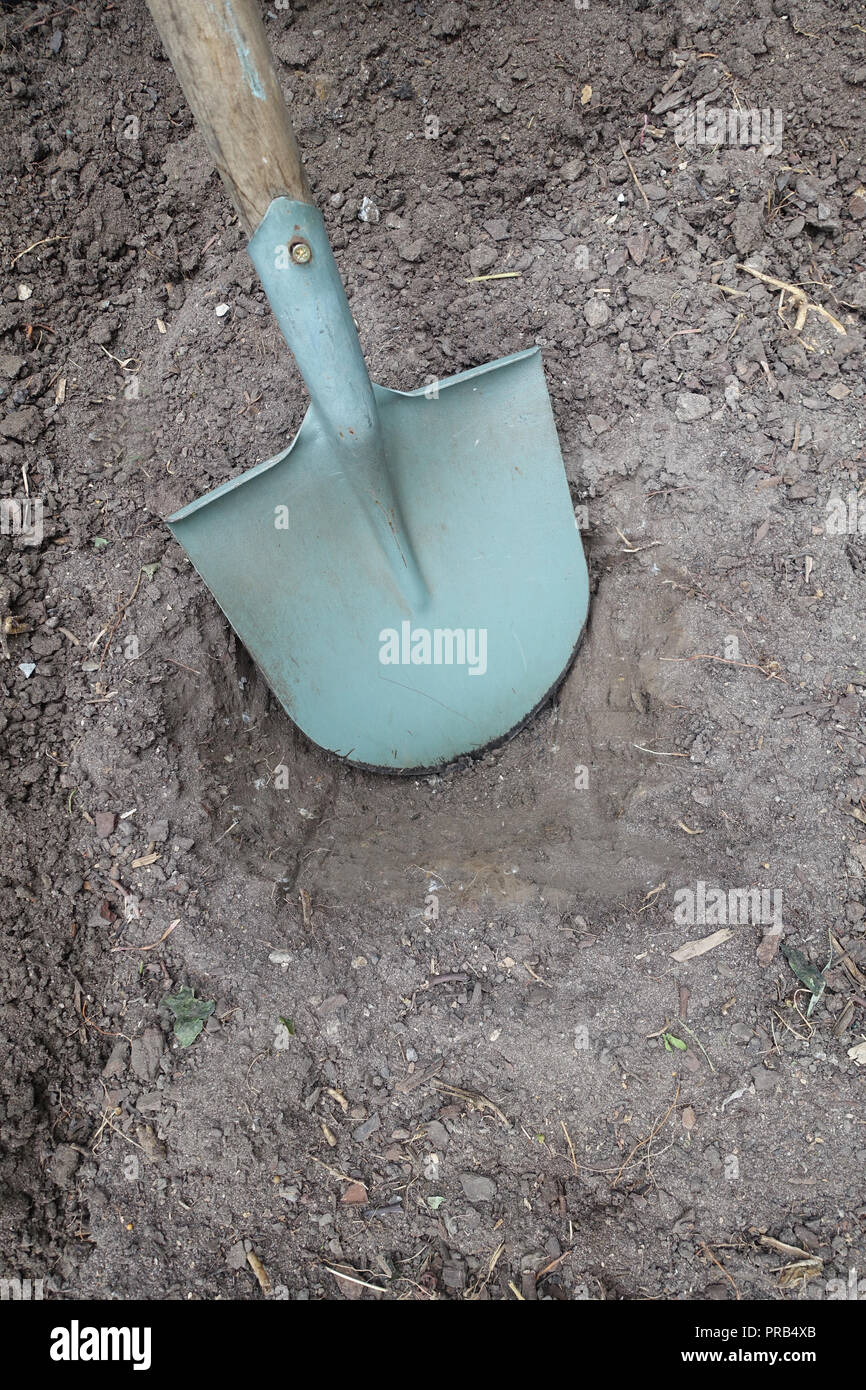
top-left (146, 0), bottom-right (589, 772)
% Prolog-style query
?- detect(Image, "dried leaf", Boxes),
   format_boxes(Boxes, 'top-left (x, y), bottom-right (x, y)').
top-left (777, 1257), bottom-right (822, 1287)
top-left (131, 851), bottom-right (160, 869)
top-left (246, 1250), bottom-right (272, 1294)
top-left (671, 929), bottom-right (733, 963)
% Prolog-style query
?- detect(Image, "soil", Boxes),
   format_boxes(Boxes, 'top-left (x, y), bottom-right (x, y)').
top-left (1, 0), bottom-right (865, 1302)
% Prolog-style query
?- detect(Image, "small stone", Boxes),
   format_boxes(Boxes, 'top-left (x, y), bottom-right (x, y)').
top-left (676, 391), bottom-right (712, 422)
top-left (130, 1026), bottom-right (164, 1082)
top-left (226, 1240), bottom-right (247, 1270)
top-left (795, 175), bottom-right (821, 204)
top-left (0, 406), bottom-right (41, 441)
top-left (102, 1040), bottom-right (129, 1078)
top-left (425, 1120), bottom-right (449, 1148)
top-left (849, 191), bottom-right (866, 221)
top-left (51, 1144), bottom-right (80, 1188)
top-left (215, 303), bottom-right (230, 316)
top-left (93, 811), bottom-right (117, 838)
top-left (626, 228), bottom-right (650, 264)
top-left (146, 819), bottom-right (169, 843)
top-left (560, 158), bottom-right (584, 181)
top-left (358, 196), bottom-right (380, 224)
top-left (468, 244), bottom-right (497, 275)
top-left (353, 1113), bottom-right (380, 1142)
top-left (395, 236), bottom-right (425, 263)
top-left (459, 1173), bottom-right (496, 1202)
top-left (340, 1182), bottom-right (368, 1205)
top-left (17, 284), bottom-right (32, 301)
top-left (491, 86), bottom-right (515, 114)
top-left (18, 662), bottom-right (35, 678)
top-left (482, 218), bottom-right (510, 241)
top-left (583, 298), bottom-right (610, 328)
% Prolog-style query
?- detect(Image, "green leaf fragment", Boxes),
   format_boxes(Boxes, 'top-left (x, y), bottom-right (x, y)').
top-left (781, 945), bottom-right (826, 999)
top-left (163, 985), bottom-right (215, 1047)
top-left (663, 1032), bottom-right (688, 1051)
top-left (278, 1016), bottom-right (295, 1035)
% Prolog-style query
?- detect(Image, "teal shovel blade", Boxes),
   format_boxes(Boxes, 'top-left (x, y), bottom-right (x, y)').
top-left (168, 202), bottom-right (588, 771)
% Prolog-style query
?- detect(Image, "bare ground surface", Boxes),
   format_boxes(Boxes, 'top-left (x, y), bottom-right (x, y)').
top-left (1, 0), bottom-right (865, 1301)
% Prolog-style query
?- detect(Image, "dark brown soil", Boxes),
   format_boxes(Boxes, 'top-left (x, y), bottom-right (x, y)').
top-left (1, 0), bottom-right (865, 1302)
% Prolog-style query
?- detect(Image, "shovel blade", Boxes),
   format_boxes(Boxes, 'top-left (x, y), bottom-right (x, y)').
top-left (169, 347), bottom-right (588, 771)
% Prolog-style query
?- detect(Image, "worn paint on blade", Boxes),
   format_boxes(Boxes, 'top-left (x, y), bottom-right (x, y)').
top-left (213, 0), bottom-right (266, 100)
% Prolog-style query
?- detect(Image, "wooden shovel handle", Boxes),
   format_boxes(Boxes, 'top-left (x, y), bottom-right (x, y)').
top-left (145, 0), bottom-right (313, 236)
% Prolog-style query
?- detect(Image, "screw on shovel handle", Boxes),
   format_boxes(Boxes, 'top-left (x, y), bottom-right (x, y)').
top-left (149, 1), bottom-right (428, 609)
top-left (145, 0), bottom-right (314, 235)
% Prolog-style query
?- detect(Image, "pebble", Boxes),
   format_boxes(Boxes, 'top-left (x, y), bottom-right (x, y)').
top-left (353, 1113), bottom-right (380, 1142)
top-left (130, 1027), bottom-right (164, 1082)
top-left (584, 299), bottom-right (611, 328)
top-left (93, 811), bottom-right (117, 838)
top-left (0, 406), bottom-right (41, 441)
top-left (676, 391), bottom-right (712, 422)
top-left (468, 244), bottom-right (497, 275)
top-left (358, 196), bottom-right (380, 224)
top-left (459, 1173), bottom-right (496, 1202)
